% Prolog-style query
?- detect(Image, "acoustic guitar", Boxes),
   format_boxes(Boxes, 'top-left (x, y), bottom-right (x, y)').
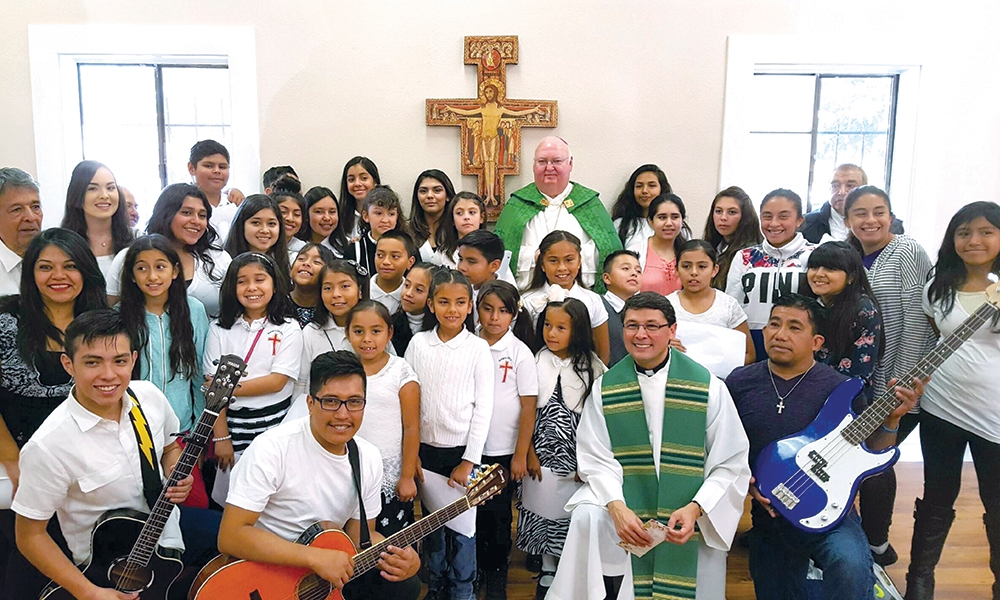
top-left (40, 354), bottom-right (247, 599)
top-left (188, 463), bottom-right (508, 600)
top-left (754, 282), bottom-right (1000, 532)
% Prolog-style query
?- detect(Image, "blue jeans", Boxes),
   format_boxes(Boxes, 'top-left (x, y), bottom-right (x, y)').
top-left (424, 527), bottom-right (476, 600)
top-left (749, 507), bottom-right (874, 600)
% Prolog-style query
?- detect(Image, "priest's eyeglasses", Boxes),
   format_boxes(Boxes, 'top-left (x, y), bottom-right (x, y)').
top-left (535, 158), bottom-right (569, 167)
top-left (623, 322), bottom-right (669, 332)
top-left (314, 397), bottom-right (367, 412)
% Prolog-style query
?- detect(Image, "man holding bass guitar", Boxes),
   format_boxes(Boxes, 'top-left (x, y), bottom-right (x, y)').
top-left (215, 350), bottom-right (421, 600)
top-left (725, 294), bottom-right (924, 599)
top-left (10, 310), bottom-right (194, 600)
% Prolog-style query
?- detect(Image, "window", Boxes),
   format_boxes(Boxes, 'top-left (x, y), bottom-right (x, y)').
top-left (28, 25), bottom-right (259, 227)
top-left (78, 63), bottom-right (233, 211)
top-left (720, 35), bottom-right (920, 223)
top-left (746, 73), bottom-right (897, 211)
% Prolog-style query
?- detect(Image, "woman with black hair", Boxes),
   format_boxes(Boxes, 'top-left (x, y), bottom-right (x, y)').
top-left (611, 164), bottom-right (671, 253)
top-left (702, 186), bottom-right (763, 290)
top-left (904, 201), bottom-right (1000, 600)
top-left (60, 160), bottom-right (134, 280)
top-left (299, 186), bottom-right (350, 257)
top-left (106, 183), bottom-right (231, 317)
top-left (0, 228), bottom-right (106, 576)
top-left (409, 169), bottom-right (456, 261)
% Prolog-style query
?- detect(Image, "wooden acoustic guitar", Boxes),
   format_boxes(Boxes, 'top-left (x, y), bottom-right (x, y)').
top-left (188, 463), bottom-right (508, 600)
top-left (39, 354), bottom-right (247, 600)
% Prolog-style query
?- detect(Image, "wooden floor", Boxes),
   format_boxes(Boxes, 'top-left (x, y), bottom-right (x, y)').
top-left (437, 462), bottom-right (994, 599)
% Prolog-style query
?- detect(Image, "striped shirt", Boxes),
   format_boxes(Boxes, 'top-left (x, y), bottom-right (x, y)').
top-left (866, 235), bottom-right (937, 400)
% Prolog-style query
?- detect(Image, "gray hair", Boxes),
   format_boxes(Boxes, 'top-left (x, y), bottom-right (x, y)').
top-left (0, 167), bottom-right (39, 197)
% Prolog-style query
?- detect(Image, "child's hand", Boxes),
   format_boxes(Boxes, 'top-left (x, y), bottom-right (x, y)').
top-left (448, 460), bottom-right (474, 489)
top-left (396, 477), bottom-right (417, 502)
top-left (510, 453), bottom-right (528, 481)
top-left (214, 439), bottom-right (235, 471)
top-left (669, 337), bottom-right (687, 353)
top-left (527, 448), bottom-right (542, 481)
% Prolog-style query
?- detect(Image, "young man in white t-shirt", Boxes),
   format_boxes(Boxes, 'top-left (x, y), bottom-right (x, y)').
top-left (10, 309), bottom-right (194, 600)
top-left (218, 350), bottom-right (421, 600)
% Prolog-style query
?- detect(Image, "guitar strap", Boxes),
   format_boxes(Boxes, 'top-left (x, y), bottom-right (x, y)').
top-left (126, 387), bottom-right (163, 512)
top-left (347, 438), bottom-right (372, 549)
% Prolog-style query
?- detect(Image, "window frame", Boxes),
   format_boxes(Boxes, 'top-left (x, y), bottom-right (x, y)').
top-left (721, 35), bottom-right (921, 222)
top-left (28, 24), bottom-right (260, 228)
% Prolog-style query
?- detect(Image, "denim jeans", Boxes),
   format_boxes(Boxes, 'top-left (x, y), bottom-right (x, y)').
top-left (749, 507), bottom-right (874, 600)
top-left (424, 526), bottom-right (477, 600)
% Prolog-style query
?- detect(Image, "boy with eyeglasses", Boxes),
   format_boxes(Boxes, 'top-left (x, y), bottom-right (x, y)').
top-left (218, 350), bottom-right (421, 600)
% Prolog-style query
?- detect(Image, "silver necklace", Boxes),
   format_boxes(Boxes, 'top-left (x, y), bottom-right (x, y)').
top-left (768, 361), bottom-right (815, 414)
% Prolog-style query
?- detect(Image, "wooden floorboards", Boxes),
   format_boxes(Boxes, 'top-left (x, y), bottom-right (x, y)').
top-left (451, 462), bottom-right (993, 599)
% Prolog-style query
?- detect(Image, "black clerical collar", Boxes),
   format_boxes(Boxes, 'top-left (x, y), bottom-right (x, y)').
top-left (634, 354), bottom-right (669, 377)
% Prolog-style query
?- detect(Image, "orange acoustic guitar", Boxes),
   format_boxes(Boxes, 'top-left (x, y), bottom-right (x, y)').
top-left (188, 463), bottom-right (507, 600)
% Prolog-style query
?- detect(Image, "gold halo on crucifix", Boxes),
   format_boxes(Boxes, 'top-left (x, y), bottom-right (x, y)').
top-left (479, 78), bottom-right (505, 102)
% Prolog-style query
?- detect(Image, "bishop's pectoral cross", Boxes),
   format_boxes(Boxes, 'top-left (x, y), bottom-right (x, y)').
top-left (426, 36), bottom-right (558, 222)
top-left (776, 400), bottom-right (786, 414)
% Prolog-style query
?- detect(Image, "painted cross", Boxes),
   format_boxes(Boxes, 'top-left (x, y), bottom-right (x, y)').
top-left (269, 333), bottom-right (281, 356)
top-left (499, 359), bottom-right (514, 383)
top-left (426, 35), bottom-right (558, 222)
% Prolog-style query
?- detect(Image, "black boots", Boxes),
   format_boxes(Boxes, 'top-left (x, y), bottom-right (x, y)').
top-left (985, 512), bottom-right (1000, 600)
top-left (904, 498), bottom-right (955, 600)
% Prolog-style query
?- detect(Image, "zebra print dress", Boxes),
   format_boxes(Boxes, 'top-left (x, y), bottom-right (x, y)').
top-left (515, 376), bottom-right (580, 556)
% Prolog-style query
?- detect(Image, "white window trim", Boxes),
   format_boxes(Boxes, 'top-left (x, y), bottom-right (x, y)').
top-left (720, 35), bottom-right (922, 227)
top-left (28, 24), bottom-right (260, 227)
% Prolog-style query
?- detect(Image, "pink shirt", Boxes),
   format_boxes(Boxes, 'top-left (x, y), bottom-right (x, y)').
top-left (641, 238), bottom-right (681, 296)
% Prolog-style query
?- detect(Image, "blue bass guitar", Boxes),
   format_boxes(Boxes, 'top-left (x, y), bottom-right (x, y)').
top-left (754, 282), bottom-right (1000, 532)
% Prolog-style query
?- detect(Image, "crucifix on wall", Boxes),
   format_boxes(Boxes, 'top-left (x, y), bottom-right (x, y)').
top-left (426, 35), bottom-right (558, 221)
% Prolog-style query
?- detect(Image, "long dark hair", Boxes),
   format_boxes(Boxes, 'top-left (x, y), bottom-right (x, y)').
top-left (435, 192), bottom-right (487, 259)
top-left (0, 228), bottom-right (107, 363)
top-left (311, 259), bottom-right (370, 327)
top-left (271, 188), bottom-right (306, 238)
top-left (646, 193), bottom-right (691, 257)
top-left (807, 241), bottom-right (885, 362)
top-left (927, 201), bottom-right (1000, 320)
top-left (477, 279), bottom-right (537, 351)
top-left (118, 234), bottom-right (199, 380)
top-left (703, 186), bottom-right (762, 289)
top-left (527, 230), bottom-right (584, 292)
top-left (843, 185), bottom-right (894, 255)
top-left (217, 252), bottom-right (294, 329)
top-left (421, 268), bottom-right (475, 333)
top-left (409, 170), bottom-right (456, 248)
top-left (224, 194), bottom-right (292, 283)
top-left (339, 156), bottom-right (381, 236)
top-left (612, 164), bottom-right (671, 246)
top-left (61, 160), bottom-right (134, 255)
top-left (146, 183), bottom-right (223, 282)
top-left (299, 186), bottom-right (349, 256)
top-left (536, 297), bottom-right (597, 401)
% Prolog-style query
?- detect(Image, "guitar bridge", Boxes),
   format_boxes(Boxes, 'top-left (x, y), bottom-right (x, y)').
top-left (771, 483), bottom-right (800, 509)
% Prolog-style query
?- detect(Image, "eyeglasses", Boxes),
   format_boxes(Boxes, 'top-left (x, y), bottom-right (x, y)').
top-left (623, 322), bottom-right (669, 333)
top-left (534, 158), bottom-right (569, 167)
top-left (830, 182), bottom-right (858, 192)
top-left (314, 397), bottom-right (366, 412)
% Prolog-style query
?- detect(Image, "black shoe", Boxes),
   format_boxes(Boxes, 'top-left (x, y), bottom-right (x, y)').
top-left (526, 553), bottom-right (542, 573)
top-left (534, 570), bottom-right (555, 600)
top-left (872, 543), bottom-right (898, 567)
top-left (904, 498), bottom-right (955, 600)
top-left (484, 569), bottom-right (508, 600)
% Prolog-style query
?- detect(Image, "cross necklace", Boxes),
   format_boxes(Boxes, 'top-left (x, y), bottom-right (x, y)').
top-left (768, 361), bottom-right (815, 414)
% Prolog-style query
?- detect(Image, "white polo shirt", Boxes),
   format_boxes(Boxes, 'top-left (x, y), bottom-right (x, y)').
top-left (370, 279), bottom-right (403, 315)
top-left (204, 317), bottom-right (302, 411)
top-left (12, 380), bottom-right (184, 564)
top-left (0, 240), bottom-right (22, 297)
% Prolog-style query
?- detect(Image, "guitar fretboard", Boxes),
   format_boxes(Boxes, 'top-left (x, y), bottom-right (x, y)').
top-left (841, 299), bottom-right (997, 445)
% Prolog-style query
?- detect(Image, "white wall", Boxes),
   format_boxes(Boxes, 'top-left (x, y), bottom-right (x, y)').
top-left (2, 0), bottom-right (998, 251)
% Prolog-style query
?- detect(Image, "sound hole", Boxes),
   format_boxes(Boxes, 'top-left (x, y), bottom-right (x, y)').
top-left (297, 573), bottom-right (333, 600)
top-left (108, 559), bottom-right (153, 593)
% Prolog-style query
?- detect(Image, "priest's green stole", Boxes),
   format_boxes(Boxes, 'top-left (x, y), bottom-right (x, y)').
top-left (601, 352), bottom-right (710, 600)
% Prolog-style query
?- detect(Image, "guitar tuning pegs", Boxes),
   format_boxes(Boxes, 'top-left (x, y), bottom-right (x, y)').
top-left (212, 359), bottom-right (220, 366)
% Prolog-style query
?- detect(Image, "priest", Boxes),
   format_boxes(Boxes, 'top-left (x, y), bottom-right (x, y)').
top-left (548, 292), bottom-right (750, 600)
top-left (494, 136), bottom-right (621, 292)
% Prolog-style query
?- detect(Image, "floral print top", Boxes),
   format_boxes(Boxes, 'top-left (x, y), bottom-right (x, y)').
top-left (816, 296), bottom-right (882, 400)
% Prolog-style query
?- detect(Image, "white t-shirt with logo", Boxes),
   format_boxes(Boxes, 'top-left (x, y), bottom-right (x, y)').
top-left (482, 331), bottom-right (539, 457)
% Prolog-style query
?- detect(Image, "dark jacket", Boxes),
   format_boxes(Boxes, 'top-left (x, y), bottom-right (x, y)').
top-left (800, 201), bottom-right (904, 244)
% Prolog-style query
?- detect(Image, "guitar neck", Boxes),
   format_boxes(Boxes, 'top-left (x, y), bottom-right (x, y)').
top-left (127, 407), bottom-right (221, 566)
top-left (843, 300), bottom-right (998, 444)
top-left (351, 495), bottom-right (473, 577)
